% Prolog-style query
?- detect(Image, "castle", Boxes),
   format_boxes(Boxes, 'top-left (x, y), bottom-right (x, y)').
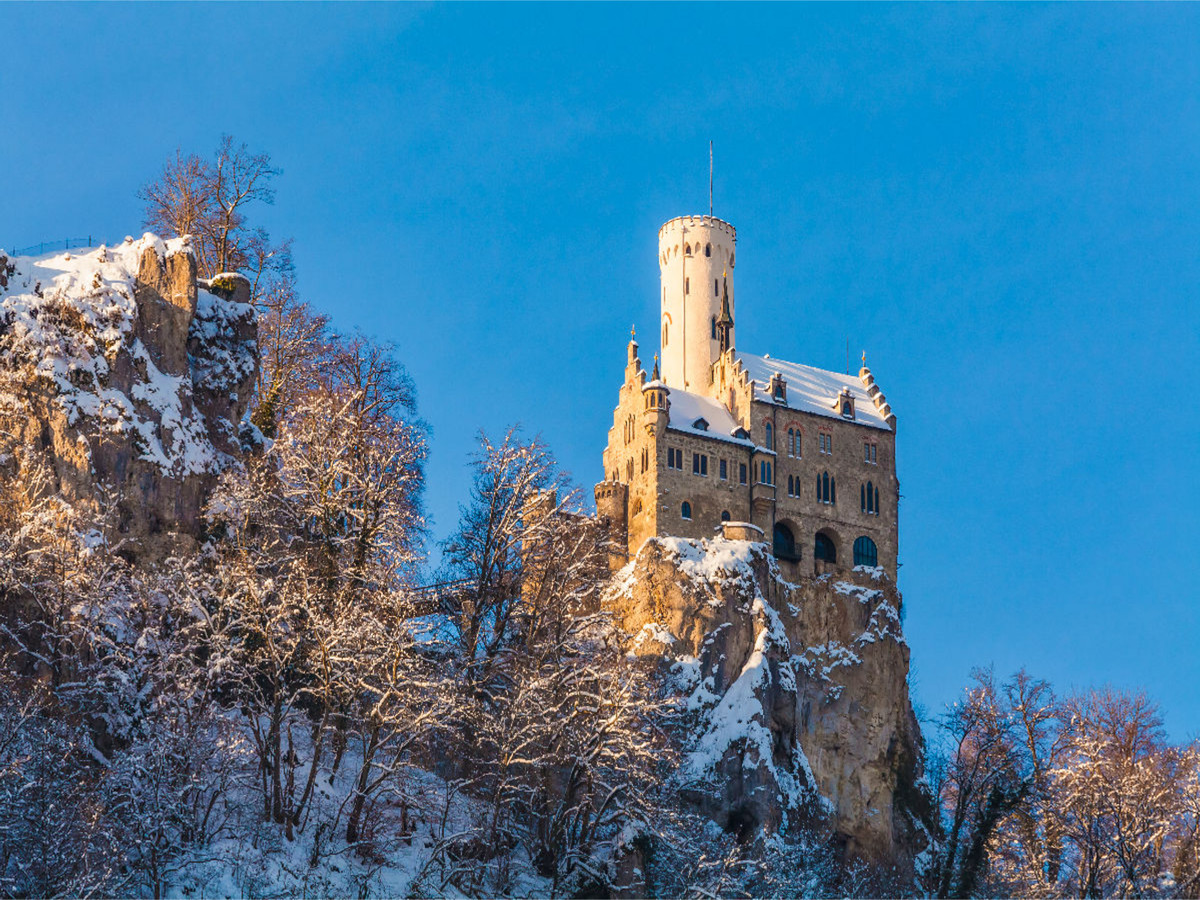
top-left (596, 214), bottom-right (899, 579)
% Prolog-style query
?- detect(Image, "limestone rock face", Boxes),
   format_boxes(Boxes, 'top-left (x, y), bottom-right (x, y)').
top-left (606, 537), bottom-right (932, 869)
top-left (0, 235), bottom-right (258, 558)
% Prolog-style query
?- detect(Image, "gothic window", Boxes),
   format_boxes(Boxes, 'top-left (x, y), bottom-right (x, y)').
top-left (686, 243), bottom-right (693, 256)
top-left (739, 462), bottom-right (748, 485)
top-left (765, 422), bottom-right (774, 450)
top-left (773, 523), bottom-right (798, 561)
top-left (705, 243), bottom-right (712, 257)
top-left (787, 428), bottom-right (795, 457)
top-left (867, 481), bottom-right (875, 514)
top-left (719, 458), bottom-right (728, 480)
top-left (821, 471), bottom-right (830, 503)
top-left (853, 536), bottom-right (878, 568)
top-left (681, 500), bottom-right (692, 520)
top-left (815, 532), bottom-right (837, 563)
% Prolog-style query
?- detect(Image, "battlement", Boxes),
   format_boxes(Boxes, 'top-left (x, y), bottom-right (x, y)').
top-left (657, 215), bottom-right (737, 241)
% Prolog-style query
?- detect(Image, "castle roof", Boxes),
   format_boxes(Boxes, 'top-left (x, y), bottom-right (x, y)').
top-left (666, 388), bottom-right (756, 447)
top-left (738, 352), bottom-right (893, 431)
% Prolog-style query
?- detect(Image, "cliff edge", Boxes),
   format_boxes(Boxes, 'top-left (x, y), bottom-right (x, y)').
top-left (606, 536), bottom-right (933, 872)
top-left (0, 236), bottom-right (257, 557)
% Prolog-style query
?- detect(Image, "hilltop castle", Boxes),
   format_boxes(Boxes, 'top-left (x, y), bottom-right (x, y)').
top-left (596, 214), bottom-right (899, 579)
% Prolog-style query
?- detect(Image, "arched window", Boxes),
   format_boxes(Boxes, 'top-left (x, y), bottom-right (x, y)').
top-left (686, 243), bottom-right (693, 256)
top-left (705, 243), bottom-right (712, 257)
top-left (765, 422), bottom-right (774, 450)
top-left (853, 536), bottom-right (878, 568)
top-left (866, 481), bottom-right (875, 514)
top-left (773, 522), bottom-right (798, 560)
top-left (721, 510), bottom-right (731, 522)
top-left (815, 532), bottom-right (837, 563)
top-left (822, 471), bottom-right (830, 503)
top-left (681, 501), bottom-right (692, 520)
top-left (787, 474), bottom-right (794, 497)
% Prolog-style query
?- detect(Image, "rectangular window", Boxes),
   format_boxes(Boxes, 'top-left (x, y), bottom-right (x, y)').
top-left (668, 447), bottom-right (684, 470)
top-left (685, 277), bottom-right (690, 295)
top-left (739, 463), bottom-right (748, 485)
top-left (759, 460), bottom-right (773, 485)
top-left (819, 433), bottom-right (832, 455)
top-left (871, 444), bottom-right (877, 464)
top-left (714, 279), bottom-right (719, 296)
top-left (719, 458), bottom-right (728, 480)
top-left (693, 453), bottom-right (708, 476)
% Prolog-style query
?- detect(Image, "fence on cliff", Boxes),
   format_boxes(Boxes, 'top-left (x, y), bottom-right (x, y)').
top-left (5, 237), bottom-right (97, 257)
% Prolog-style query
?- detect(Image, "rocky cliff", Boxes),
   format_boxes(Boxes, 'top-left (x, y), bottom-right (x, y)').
top-left (606, 536), bottom-right (932, 871)
top-left (0, 236), bottom-right (257, 557)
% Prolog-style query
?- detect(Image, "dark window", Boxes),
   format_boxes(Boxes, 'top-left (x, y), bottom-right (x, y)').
top-left (714, 279), bottom-right (719, 296)
top-left (705, 243), bottom-right (712, 257)
top-left (739, 463), bottom-right (748, 485)
top-left (773, 523), bottom-right (799, 561)
top-left (853, 536), bottom-right (878, 567)
top-left (681, 501), bottom-right (692, 520)
top-left (759, 460), bottom-right (773, 485)
top-left (861, 484), bottom-right (866, 513)
top-left (711, 316), bottom-right (717, 339)
top-left (822, 471), bottom-right (830, 503)
top-left (875, 485), bottom-right (880, 514)
top-left (866, 481), bottom-right (875, 514)
top-left (815, 532), bottom-right (837, 563)
top-left (787, 474), bottom-right (794, 497)
top-left (693, 453), bottom-right (708, 476)
top-left (765, 422), bottom-right (774, 450)
top-left (721, 510), bottom-right (731, 522)
top-left (719, 458), bottom-right (728, 480)
top-left (831, 476), bottom-right (836, 505)
top-left (685, 277), bottom-right (690, 294)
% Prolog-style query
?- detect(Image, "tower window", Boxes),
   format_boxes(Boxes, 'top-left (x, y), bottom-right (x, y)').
top-left (685, 277), bottom-right (690, 294)
top-left (681, 500), bottom-right (692, 520)
top-left (686, 244), bottom-right (693, 256)
top-left (705, 243), bottom-right (712, 257)
top-left (714, 279), bottom-right (719, 296)
top-left (739, 462), bottom-right (748, 485)
top-left (663, 323), bottom-right (669, 347)
top-left (853, 536), bottom-right (878, 568)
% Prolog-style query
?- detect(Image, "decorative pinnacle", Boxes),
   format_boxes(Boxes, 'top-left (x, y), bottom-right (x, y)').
top-left (631, 324), bottom-right (636, 339)
top-left (651, 354), bottom-right (660, 381)
top-left (862, 350), bottom-right (867, 367)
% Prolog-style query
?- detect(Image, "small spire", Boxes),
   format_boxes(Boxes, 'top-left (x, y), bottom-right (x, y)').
top-left (651, 354), bottom-right (660, 381)
top-left (631, 324), bottom-right (637, 340)
top-left (862, 350), bottom-right (867, 368)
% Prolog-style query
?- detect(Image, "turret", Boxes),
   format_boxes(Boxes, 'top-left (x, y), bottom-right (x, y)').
top-left (657, 215), bottom-right (736, 390)
top-left (642, 355), bottom-right (670, 436)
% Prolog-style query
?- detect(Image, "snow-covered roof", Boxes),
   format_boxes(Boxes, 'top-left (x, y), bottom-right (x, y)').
top-left (666, 388), bottom-right (755, 447)
top-left (738, 352), bottom-right (893, 432)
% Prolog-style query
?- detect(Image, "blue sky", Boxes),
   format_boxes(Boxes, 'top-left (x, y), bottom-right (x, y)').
top-left (4, 3), bottom-right (1198, 738)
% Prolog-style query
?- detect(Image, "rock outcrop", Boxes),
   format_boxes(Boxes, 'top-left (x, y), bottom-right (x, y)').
top-left (606, 536), bottom-right (932, 870)
top-left (0, 236), bottom-right (257, 558)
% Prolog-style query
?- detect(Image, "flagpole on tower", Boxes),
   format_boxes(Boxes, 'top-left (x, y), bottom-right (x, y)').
top-left (709, 141), bottom-right (713, 217)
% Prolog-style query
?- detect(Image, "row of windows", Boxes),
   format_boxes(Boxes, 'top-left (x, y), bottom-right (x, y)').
top-left (667, 447), bottom-right (748, 484)
top-left (771, 525), bottom-right (879, 568)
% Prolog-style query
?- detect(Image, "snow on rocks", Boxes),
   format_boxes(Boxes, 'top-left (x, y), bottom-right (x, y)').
top-left (603, 534), bottom-right (930, 867)
top-left (0, 235), bottom-right (258, 557)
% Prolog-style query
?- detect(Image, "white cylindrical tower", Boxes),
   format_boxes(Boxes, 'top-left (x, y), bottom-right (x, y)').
top-left (657, 215), bottom-right (736, 391)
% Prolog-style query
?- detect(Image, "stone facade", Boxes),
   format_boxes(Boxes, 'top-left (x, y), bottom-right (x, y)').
top-left (598, 214), bottom-right (900, 581)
